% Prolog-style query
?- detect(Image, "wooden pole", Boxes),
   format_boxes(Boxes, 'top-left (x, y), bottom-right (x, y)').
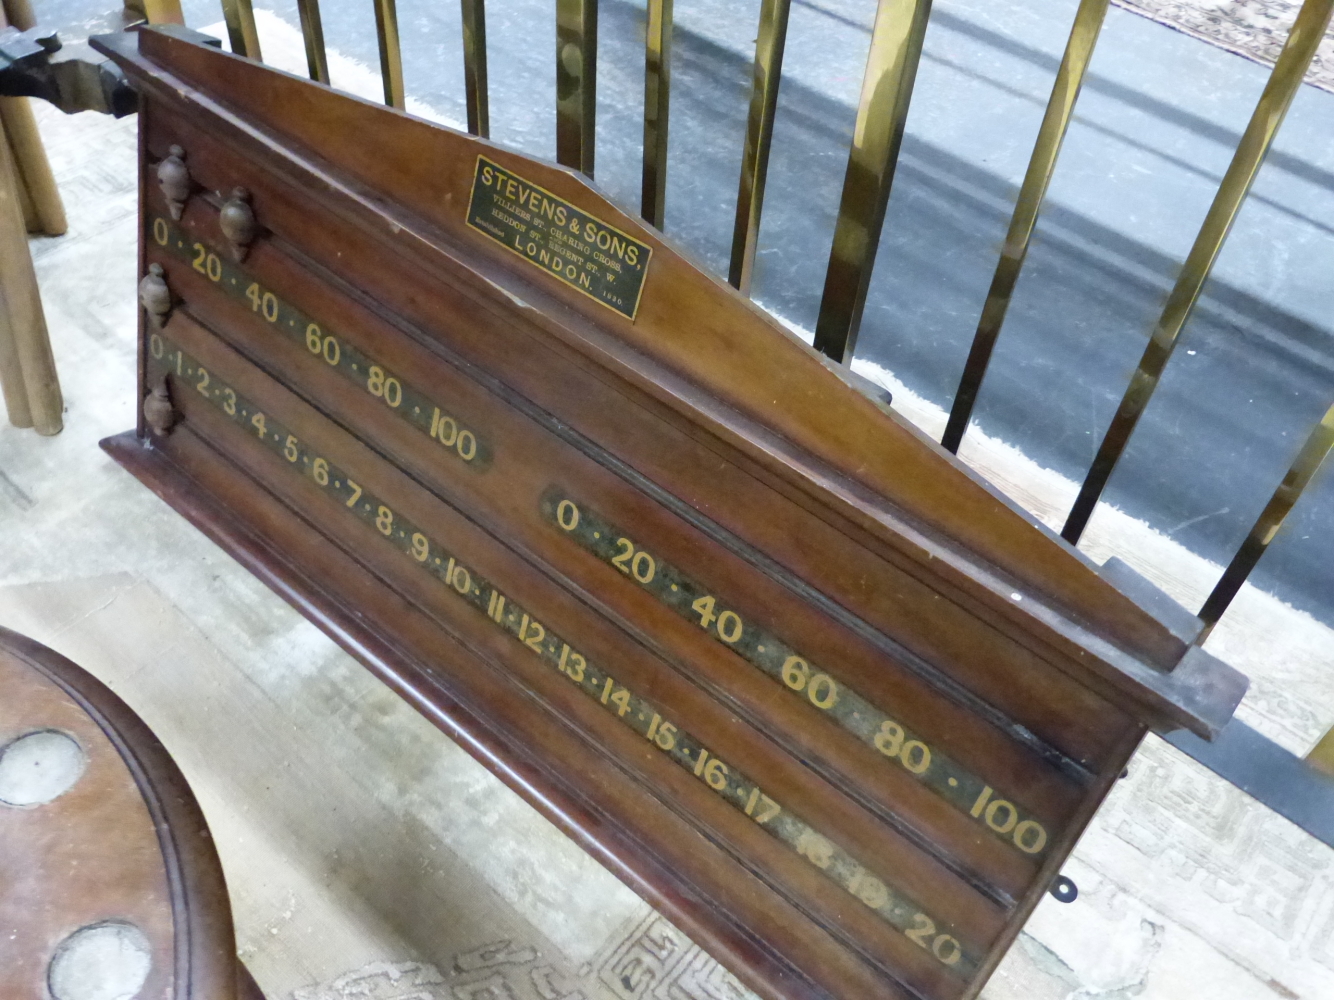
top-left (0, 1), bottom-right (66, 238)
top-left (0, 99), bottom-right (67, 236)
top-left (0, 112), bottom-right (61, 433)
top-left (0, 0), bottom-right (34, 30)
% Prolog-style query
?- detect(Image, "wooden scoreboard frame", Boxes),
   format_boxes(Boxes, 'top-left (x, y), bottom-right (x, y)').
top-left (95, 27), bottom-right (1246, 1000)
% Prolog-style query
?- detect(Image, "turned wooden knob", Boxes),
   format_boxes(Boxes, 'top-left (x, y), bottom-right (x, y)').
top-left (156, 145), bottom-right (191, 220)
top-left (143, 378), bottom-right (174, 437)
top-left (219, 186), bottom-right (257, 262)
top-left (137, 263), bottom-right (171, 329)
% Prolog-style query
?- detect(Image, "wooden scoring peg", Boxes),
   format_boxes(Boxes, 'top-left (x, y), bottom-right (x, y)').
top-left (142, 377), bottom-right (174, 437)
top-left (219, 186), bottom-right (257, 261)
top-left (156, 145), bottom-right (191, 220)
top-left (138, 263), bottom-right (171, 328)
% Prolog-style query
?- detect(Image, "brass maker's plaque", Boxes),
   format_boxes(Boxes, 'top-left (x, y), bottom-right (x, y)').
top-left (466, 155), bottom-right (652, 320)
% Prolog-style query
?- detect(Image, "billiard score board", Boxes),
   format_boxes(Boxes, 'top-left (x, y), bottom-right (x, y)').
top-left (95, 26), bottom-right (1246, 1000)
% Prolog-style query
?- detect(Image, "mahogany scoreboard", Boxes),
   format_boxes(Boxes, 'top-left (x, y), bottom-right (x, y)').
top-left (96, 27), bottom-right (1246, 1000)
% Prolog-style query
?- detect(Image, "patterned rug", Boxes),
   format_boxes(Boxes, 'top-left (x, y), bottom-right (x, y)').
top-left (1113, 0), bottom-right (1334, 92)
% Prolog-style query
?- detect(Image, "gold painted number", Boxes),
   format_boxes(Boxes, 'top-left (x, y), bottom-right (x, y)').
top-left (250, 412), bottom-right (267, 438)
top-left (429, 408), bottom-right (477, 461)
top-left (194, 367), bottom-right (210, 397)
top-left (152, 217), bottom-right (168, 246)
top-left (375, 505), bottom-right (394, 536)
top-left (743, 788), bottom-right (782, 823)
top-left (313, 457), bottom-right (329, 486)
top-left (874, 720), bottom-right (932, 775)
top-left (518, 614), bottom-right (546, 654)
top-left (366, 366), bottom-right (402, 408)
top-left (556, 499), bottom-right (580, 531)
top-left (283, 435), bottom-right (299, 462)
top-left (149, 333), bottom-right (164, 358)
top-left (904, 914), bottom-right (962, 968)
top-left (446, 559), bottom-right (472, 595)
top-left (645, 714), bottom-right (678, 750)
top-left (780, 656), bottom-right (840, 710)
top-left (795, 829), bottom-right (835, 869)
top-left (611, 539), bottom-right (656, 584)
top-left (970, 785), bottom-right (1048, 854)
top-left (411, 532), bottom-right (429, 562)
top-left (345, 479), bottom-right (362, 508)
top-left (222, 388), bottom-right (236, 416)
top-left (305, 324), bottom-right (340, 366)
top-left (245, 282), bottom-right (279, 322)
top-left (191, 243), bottom-right (222, 282)
top-left (691, 749), bottom-right (729, 791)
top-left (557, 644), bottom-right (587, 682)
top-left (690, 596), bottom-right (743, 642)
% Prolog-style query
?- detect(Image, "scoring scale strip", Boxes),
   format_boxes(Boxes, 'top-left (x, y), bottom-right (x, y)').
top-left (147, 331), bottom-right (982, 979)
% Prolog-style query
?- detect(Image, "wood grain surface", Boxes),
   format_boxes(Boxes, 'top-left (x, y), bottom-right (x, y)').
top-left (93, 25), bottom-right (1248, 1000)
top-left (0, 626), bottom-right (245, 1000)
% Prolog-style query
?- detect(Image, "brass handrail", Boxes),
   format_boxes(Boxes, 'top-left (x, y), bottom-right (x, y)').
top-left (461, 0), bottom-right (490, 137)
top-left (1061, 0), bottom-right (1334, 544)
top-left (556, 0), bottom-right (598, 176)
top-left (295, 0), bottom-right (329, 84)
top-left (641, 0), bottom-right (673, 228)
top-left (811, 0), bottom-right (933, 364)
top-left (373, 0), bottom-right (405, 109)
top-left (728, 0), bottom-right (792, 293)
top-left (942, 0), bottom-right (1110, 454)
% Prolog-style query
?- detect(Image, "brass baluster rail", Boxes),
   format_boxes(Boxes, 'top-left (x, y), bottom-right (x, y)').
top-left (373, 0), bottom-right (406, 109)
top-left (556, 0), bottom-right (598, 176)
top-left (220, 0), bottom-right (262, 60)
top-left (295, 0), bottom-right (330, 84)
top-left (461, 0), bottom-right (490, 137)
top-left (641, 0), bottom-right (673, 228)
top-left (812, 0), bottom-right (933, 363)
top-left (729, 0), bottom-right (792, 293)
top-left (942, 0), bottom-right (1110, 454)
top-left (1060, 0), bottom-right (1334, 544)
top-left (1198, 402), bottom-right (1334, 637)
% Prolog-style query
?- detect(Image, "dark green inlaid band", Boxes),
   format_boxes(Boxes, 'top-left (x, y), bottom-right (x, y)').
top-left (148, 215), bottom-right (492, 471)
top-left (540, 489), bottom-right (1053, 858)
top-left (146, 334), bottom-right (979, 978)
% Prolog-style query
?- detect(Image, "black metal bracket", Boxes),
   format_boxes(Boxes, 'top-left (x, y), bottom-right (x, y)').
top-left (0, 26), bottom-right (136, 116)
top-left (1167, 718), bottom-right (1334, 850)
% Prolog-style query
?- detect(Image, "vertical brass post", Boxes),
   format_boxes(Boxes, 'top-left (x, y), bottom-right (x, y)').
top-left (374, 0), bottom-right (406, 109)
top-left (728, 0), bottom-right (790, 292)
top-left (461, 0), bottom-right (490, 137)
top-left (1062, 0), bottom-right (1334, 544)
top-left (1196, 403), bottom-right (1334, 637)
top-left (641, 0), bottom-right (673, 227)
top-left (556, 0), bottom-right (598, 176)
top-left (942, 0), bottom-right (1109, 454)
top-left (220, 0), bottom-right (263, 60)
top-left (295, 0), bottom-right (330, 84)
top-left (811, 0), bottom-right (933, 362)
top-left (141, 0), bottom-right (186, 24)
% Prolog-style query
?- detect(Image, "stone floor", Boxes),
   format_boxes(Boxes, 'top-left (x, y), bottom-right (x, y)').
top-left (1, 18), bottom-right (1333, 1000)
